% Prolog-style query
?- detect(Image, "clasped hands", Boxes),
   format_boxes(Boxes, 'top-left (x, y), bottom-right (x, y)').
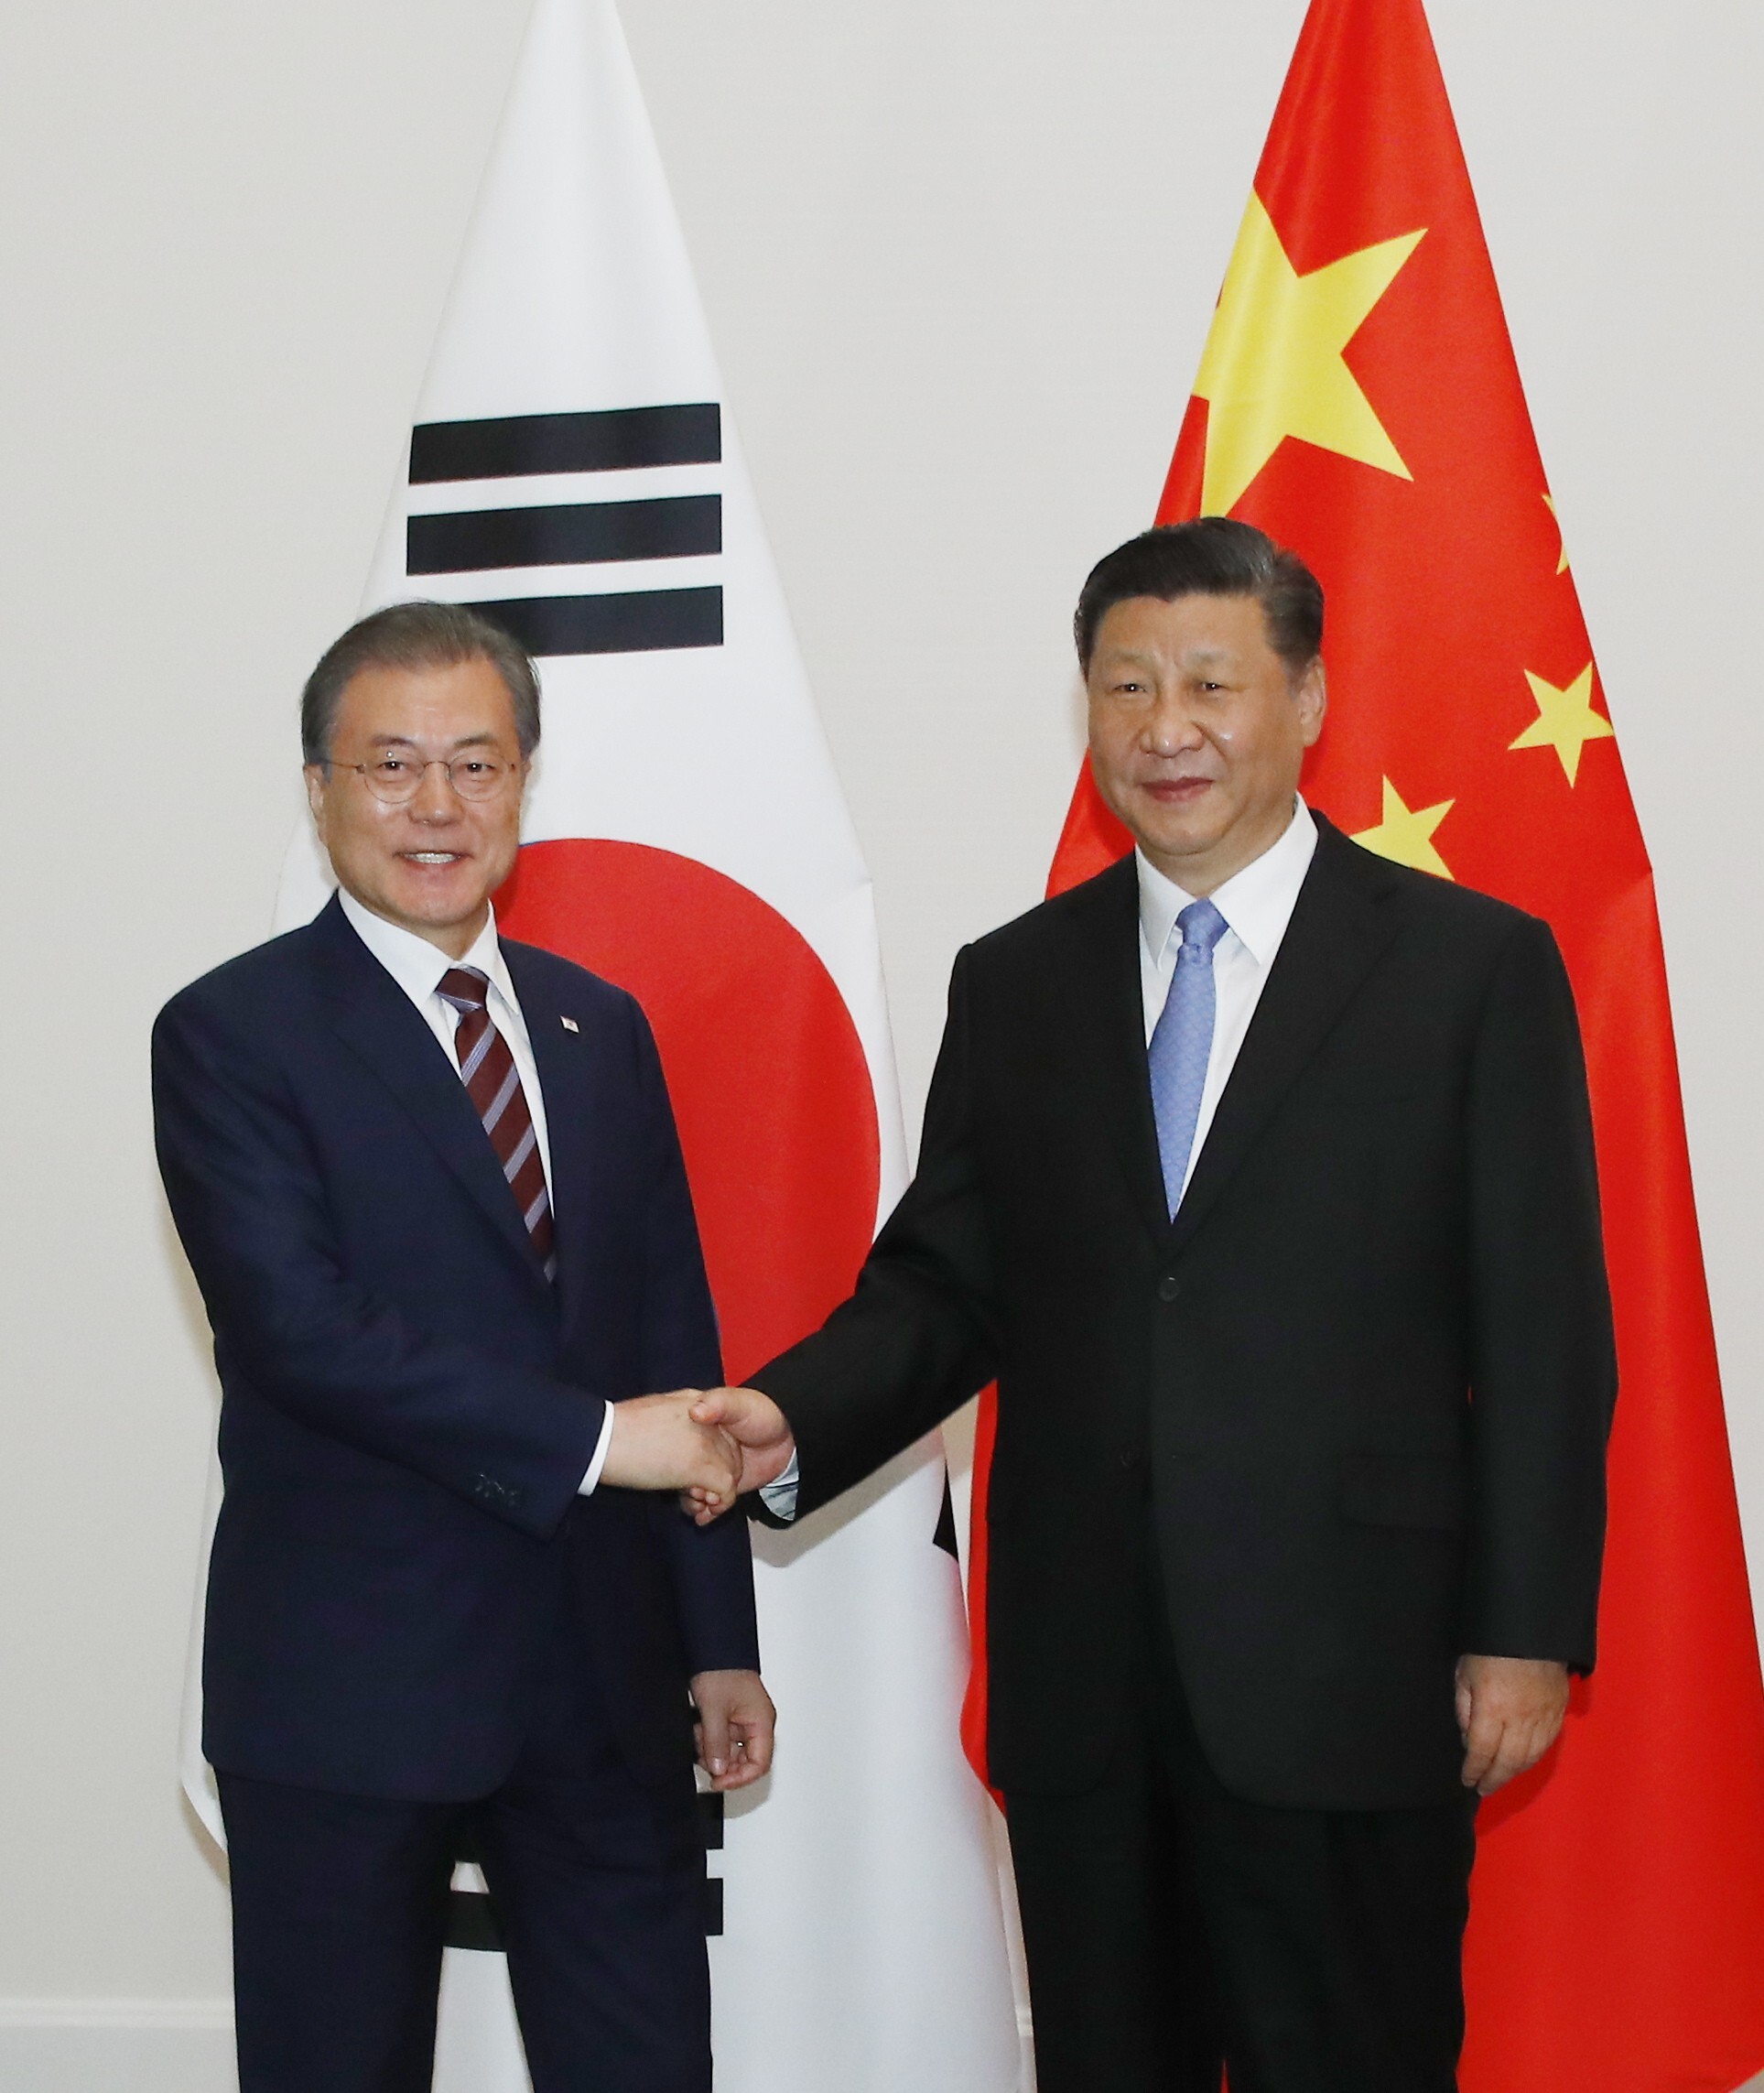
top-left (604, 1392), bottom-right (1570, 1798)
top-left (600, 1385), bottom-right (795, 1521)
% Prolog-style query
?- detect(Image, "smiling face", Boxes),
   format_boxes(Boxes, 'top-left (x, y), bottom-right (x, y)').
top-left (304, 655), bottom-right (528, 958)
top-left (1086, 591), bottom-right (1326, 895)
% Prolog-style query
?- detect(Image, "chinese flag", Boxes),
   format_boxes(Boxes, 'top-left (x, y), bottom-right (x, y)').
top-left (965, 0), bottom-right (1764, 2084)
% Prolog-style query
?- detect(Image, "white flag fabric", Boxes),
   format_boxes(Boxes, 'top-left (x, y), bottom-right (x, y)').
top-left (182, 0), bottom-right (1023, 2086)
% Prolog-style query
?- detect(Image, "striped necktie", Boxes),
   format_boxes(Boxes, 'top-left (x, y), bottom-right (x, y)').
top-left (437, 966), bottom-right (556, 1281)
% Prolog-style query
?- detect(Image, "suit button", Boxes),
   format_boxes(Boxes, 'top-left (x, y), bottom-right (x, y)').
top-left (1157, 1274), bottom-right (1182, 1303)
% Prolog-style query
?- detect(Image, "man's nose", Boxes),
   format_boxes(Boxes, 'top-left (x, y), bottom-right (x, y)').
top-left (409, 762), bottom-right (465, 819)
top-left (1142, 696), bottom-right (1203, 755)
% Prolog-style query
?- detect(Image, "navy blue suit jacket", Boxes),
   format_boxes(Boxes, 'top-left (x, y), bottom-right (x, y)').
top-left (154, 894), bottom-right (759, 1802)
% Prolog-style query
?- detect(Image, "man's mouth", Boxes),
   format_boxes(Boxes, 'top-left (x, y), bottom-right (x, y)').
top-left (402, 851), bottom-right (465, 866)
top-left (1142, 777), bottom-right (1212, 803)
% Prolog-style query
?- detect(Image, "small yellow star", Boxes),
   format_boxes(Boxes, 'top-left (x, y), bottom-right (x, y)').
top-left (1542, 493), bottom-right (1569, 575)
top-left (1352, 777), bottom-right (1455, 879)
top-left (1195, 192), bottom-right (1426, 516)
top-left (1509, 664), bottom-right (1614, 786)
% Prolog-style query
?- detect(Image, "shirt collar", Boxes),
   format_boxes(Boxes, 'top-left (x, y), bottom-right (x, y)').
top-left (337, 888), bottom-right (515, 1011)
top-left (1136, 798), bottom-right (1318, 968)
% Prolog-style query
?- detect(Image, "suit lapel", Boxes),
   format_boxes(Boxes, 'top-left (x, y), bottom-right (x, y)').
top-left (502, 939), bottom-right (599, 1339)
top-left (1061, 857), bottom-right (1174, 1247)
top-left (308, 898), bottom-right (550, 1292)
top-left (1168, 817), bottom-right (1401, 1256)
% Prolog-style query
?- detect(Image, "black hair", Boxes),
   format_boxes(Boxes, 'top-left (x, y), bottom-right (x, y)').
top-left (1074, 518), bottom-right (1324, 679)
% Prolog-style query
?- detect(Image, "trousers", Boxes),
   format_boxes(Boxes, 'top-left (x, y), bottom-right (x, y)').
top-left (1005, 1579), bottom-right (1477, 2093)
top-left (218, 1598), bottom-right (709, 2093)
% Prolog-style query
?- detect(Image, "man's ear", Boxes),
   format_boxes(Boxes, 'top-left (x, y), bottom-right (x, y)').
top-left (1297, 657), bottom-right (1327, 746)
top-left (303, 764), bottom-right (329, 835)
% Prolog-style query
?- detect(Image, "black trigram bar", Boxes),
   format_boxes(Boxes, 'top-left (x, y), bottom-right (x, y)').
top-left (698, 1792), bottom-right (725, 1852)
top-left (466, 589), bottom-right (722, 656)
top-left (411, 404), bottom-right (721, 484)
top-left (445, 1890), bottom-right (503, 1952)
top-left (408, 494), bottom-right (721, 576)
top-left (443, 1784), bottom-right (724, 1955)
top-left (445, 1892), bottom-right (728, 1950)
top-left (698, 1792), bottom-right (724, 1936)
top-left (443, 1881), bottom-right (723, 1947)
top-left (445, 1854), bottom-right (726, 1953)
top-left (934, 1473), bottom-right (960, 1562)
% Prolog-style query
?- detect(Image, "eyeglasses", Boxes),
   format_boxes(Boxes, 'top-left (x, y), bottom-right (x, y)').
top-left (330, 754), bottom-right (522, 805)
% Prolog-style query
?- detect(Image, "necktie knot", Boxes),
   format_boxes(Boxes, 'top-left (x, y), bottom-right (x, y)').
top-left (1176, 898), bottom-right (1229, 963)
top-left (438, 966), bottom-right (490, 1015)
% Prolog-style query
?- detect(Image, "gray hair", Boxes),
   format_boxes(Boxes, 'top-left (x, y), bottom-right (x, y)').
top-left (300, 601), bottom-right (541, 764)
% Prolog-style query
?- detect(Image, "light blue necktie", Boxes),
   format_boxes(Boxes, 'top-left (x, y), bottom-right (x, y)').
top-left (1148, 898), bottom-right (1228, 1217)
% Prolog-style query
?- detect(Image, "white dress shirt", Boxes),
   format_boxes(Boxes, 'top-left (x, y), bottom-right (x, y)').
top-left (338, 891), bottom-right (615, 1496)
top-left (1138, 797), bottom-right (1317, 1202)
top-left (759, 798), bottom-right (1319, 1522)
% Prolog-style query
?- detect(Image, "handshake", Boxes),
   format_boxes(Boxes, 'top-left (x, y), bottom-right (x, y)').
top-left (600, 1385), bottom-right (799, 1522)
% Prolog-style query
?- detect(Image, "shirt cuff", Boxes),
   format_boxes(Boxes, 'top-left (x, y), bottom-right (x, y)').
top-left (758, 1450), bottom-right (801, 1522)
top-left (577, 1403), bottom-right (616, 1496)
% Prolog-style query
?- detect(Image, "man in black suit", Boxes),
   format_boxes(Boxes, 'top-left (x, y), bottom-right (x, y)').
top-left (676, 522), bottom-right (1616, 2090)
top-left (154, 602), bottom-right (765, 2093)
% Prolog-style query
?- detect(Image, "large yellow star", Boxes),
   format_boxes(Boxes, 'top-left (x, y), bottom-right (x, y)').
top-left (1351, 777), bottom-right (1455, 879)
top-left (1195, 193), bottom-right (1426, 515)
top-left (1509, 664), bottom-right (1614, 786)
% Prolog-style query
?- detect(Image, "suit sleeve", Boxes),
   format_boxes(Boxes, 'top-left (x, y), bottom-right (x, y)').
top-left (750, 944), bottom-right (1000, 1518)
top-left (152, 985), bottom-right (604, 1541)
top-left (1461, 914), bottom-right (1618, 1669)
top-left (622, 1001), bottom-right (762, 1675)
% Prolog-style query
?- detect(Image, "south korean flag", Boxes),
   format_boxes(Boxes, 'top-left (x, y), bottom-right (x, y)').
top-left (183, 0), bottom-right (1026, 2088)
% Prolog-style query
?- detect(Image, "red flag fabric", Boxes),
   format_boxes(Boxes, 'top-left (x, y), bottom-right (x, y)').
top-left (965, 1), bottom-right (1764, 2084)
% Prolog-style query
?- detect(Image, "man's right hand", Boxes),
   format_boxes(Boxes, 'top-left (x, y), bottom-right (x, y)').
top-left (600, 1391), bottom-right (741, 1499)
top-left (684, 1388), bottom-right (796, 1522)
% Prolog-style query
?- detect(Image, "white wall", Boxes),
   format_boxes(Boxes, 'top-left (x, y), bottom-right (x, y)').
top-left (2, 0), bottom-right (1760, 2070)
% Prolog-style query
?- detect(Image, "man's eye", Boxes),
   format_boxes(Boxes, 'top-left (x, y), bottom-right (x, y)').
top-left (373, 758), bottom-right (413, 776)
top-left (459, 760), bottom-right (496, 777)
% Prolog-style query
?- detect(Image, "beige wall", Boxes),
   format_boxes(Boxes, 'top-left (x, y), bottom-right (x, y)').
top-left (2, 0), bottom-right (1760, 2074)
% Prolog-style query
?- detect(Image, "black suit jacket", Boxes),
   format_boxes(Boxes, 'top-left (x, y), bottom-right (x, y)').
top-left (755, 818), bottom-right (1615, 1809)
top-left (154, 895), bottom-right (759, 1802)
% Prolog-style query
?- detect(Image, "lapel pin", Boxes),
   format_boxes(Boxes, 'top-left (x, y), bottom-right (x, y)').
top-left (560, 1015), bottom-right (579, 1034)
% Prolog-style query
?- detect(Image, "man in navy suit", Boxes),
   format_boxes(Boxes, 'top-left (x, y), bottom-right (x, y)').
top-left (154, 602), bottom-right (767, 2093)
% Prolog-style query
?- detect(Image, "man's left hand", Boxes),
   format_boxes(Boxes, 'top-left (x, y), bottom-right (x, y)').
top-left (691, 1669), bottom-right (776, 1792)
top-left (1456, 1654), bottom-right (1570, 1795)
